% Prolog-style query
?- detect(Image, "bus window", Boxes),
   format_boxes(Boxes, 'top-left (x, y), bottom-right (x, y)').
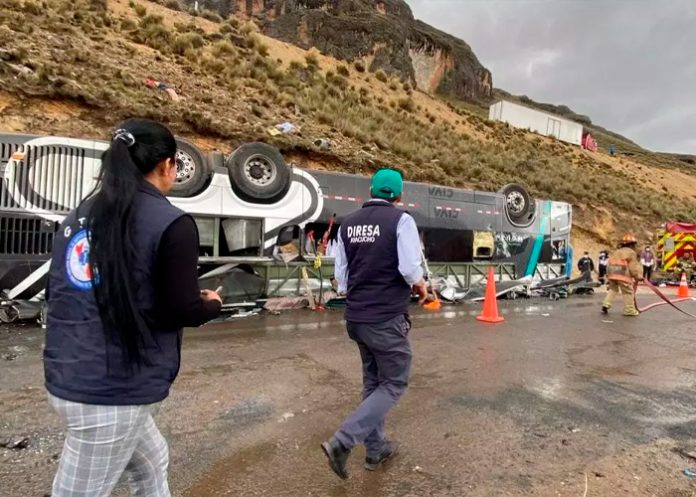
top-left (551, 239), bottom-right (567, 262)
top-left (220, 218), bottom-right (262, 257)
top-left (494, 233), bottom-right (529, 260)
top-left (194, 217), bottom-right (216, 257)
top-left (304, 221), bottom-right (340, 258)
top-left (423, 229), bottom-right (473, 262)
top-left (273, 225), bottom-right (301, 263)
top-left (473, 231), bottom-right (494, 259)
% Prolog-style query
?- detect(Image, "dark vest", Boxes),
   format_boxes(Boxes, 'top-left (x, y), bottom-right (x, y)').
top-left (341, 200), bottom-right (412, 323)
top-left (44, 182), bottom-right (187, 406)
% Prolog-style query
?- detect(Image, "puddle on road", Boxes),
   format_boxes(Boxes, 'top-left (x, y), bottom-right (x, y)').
top-left (198, 301), bottom-right (597, 338)
top-left (447, 379), bottom-right (696, 445)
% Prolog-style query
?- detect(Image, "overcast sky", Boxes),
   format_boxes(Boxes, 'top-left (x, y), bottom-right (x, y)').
top-left (408, 0), bottom-right (696, 154)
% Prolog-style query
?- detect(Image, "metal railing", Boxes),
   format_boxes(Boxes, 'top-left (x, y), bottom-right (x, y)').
top-left (1, 144), bottom-right (87, 213)
top-left (0, 216), bottom-right (57, 255)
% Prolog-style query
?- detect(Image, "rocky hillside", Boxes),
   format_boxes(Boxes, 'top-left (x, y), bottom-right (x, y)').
top-left (184, 0), bottom-right (493, 102)
top-left (1, 0), bottom-right (695, 249)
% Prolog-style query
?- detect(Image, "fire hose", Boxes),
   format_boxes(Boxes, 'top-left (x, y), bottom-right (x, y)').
top-left (635, 279), bottom-right (696, 318)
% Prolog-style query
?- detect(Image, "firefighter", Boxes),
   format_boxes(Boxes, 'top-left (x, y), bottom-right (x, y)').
top-left (678, 252), bottom-right (695, 283)
top-left (601, 234), bottom-right (642, 316)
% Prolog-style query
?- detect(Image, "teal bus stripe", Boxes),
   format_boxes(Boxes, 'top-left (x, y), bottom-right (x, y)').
top-left (524, 200), bottom-right (552, 277)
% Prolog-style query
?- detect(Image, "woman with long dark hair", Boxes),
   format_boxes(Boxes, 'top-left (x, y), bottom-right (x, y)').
top-left (44, 119), bottom-right (222, 496)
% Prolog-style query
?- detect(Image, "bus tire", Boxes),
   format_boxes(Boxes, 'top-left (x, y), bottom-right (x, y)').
top-left (170, 138), bottom-right (209, 198)
top-left (500, 183), bottom-right (535, 226)
top-left (226, 143), bottom-right (291, 204)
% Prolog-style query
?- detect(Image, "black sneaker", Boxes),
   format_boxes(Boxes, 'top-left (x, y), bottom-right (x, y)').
top-left (321, 438), bottom-right (350, 480)
top-left (364, 441), bottom-right (400, 471)
top-left (601, 306), bottom-right (609, 315)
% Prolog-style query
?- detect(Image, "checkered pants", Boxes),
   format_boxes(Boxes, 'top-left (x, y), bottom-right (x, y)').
top-left (48, 393), bottom-right (171, 497)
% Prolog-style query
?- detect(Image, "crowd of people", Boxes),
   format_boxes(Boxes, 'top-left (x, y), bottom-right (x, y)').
top-left (578, 245), bottom-right (658, 284)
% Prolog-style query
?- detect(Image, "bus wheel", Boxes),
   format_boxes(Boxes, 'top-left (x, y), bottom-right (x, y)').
top-left (500, 183), bottom-right (535, 226)
top-left (227, 143), bottom-right (291, 204)
top-left (0, 304), bottom-right (19, 324)
top-left (170, 138), bottom-right (210, 198)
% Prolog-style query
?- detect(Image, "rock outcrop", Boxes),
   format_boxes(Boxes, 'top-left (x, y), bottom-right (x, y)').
top-left (189, 0), bottom-right (493, 102)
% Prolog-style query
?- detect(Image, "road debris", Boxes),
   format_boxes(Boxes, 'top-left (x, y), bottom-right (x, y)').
top-left (0, 436), bottom-right (29, 449)
top-left (313, 138), bottom-right (332, 149)
top-left (275, 122), bottom-right (298, 134)
top-left (673, 446), bottom-right (696, 462)
top-left (264, 296), bottom-right (310, 312)
top-left (279, 412), bottom-right (295, 423)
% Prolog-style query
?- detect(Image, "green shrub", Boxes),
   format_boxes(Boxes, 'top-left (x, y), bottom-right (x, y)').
top-left (120, 18), bottom-right (137, 30)
top-left (353, 60), bottom-right (366, 73)
top-left (133, 3), bottom-right (146, 16)
top-left (23, 0), bottom-right (42, 14)
top-left (142, 23), bottom-right (172, 51)
top-left (336, 64), bottom-right (349, 77)
top-left (240, 21), bottom-right (258, 35)
top-left (173, 32), bottom-right (205, 55)
top-left (140, 13), bottom-right (163, 29)
top-left (375, 70), bottom-right (387, 83)
top-left (201, 9), bottom-right (223, 23)
top-left (305, 51), bottom-right (320, 70)
top-left (211, 40), bottom-right (235, 57)
top-left (397, 97), bottom-right (415, 112)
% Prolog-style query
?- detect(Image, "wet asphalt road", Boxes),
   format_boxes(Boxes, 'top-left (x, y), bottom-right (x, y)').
top-left (3, 294), bottom-right (696, 496)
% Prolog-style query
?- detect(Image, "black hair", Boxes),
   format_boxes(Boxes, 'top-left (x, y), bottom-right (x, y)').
top-left (82, 119), bottom-right (177, 366)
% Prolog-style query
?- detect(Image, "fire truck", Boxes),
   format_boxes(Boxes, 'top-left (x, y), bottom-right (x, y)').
top-left (656, 222), bottom-right (696, 280)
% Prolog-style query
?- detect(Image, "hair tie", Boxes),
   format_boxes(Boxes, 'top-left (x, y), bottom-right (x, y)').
top-left (112, 129), bottom-right (136, 148)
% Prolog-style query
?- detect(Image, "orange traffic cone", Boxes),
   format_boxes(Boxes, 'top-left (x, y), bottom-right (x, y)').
top-left (678, 272), bottom-right (690, 298)
top-left (476, 267), bottom-right (505, 323)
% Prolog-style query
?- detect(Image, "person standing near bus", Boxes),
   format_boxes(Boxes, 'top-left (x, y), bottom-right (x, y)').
top-left (602, 234), bottom-right (641, 316)
top-left (321, 168), bottom-right (428, 479)
top-left (598, 249), bottom-right (609, 284)
top-left (577, 251), bottom-right (595, 275)
top-left (44, 119), bottom-right (222, 497)
top-left (640, 246), bottom-right (655, 281)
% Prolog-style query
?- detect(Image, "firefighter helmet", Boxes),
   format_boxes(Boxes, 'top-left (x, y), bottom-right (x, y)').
top-left (620, 233), bottom-right (637, 246)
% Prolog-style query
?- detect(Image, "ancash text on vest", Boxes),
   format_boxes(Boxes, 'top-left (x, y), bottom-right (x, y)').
top-left (347, 224), bottom-right (381, 244)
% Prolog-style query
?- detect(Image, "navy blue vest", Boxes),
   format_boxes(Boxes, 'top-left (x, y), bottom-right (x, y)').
top-left (341, 200), bottom-right (412, 323)
top-left (44, 182), bottom-right (187, 406)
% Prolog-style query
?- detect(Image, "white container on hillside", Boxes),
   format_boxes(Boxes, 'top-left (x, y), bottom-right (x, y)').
top-left (489, 100), bottom-right (583, 146)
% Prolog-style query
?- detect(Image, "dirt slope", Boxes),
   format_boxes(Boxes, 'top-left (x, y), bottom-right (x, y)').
top-left (1, 0), bottom-right (695, 253)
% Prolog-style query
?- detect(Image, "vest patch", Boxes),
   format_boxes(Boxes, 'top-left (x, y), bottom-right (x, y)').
top-left (346, 224), bottom-right (381, 244)
top-left (64, 229), bottom-right (95, 290)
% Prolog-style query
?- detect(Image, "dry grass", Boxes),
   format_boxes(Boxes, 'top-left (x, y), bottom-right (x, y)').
top-left (1, 0), bottom-right (695, 241)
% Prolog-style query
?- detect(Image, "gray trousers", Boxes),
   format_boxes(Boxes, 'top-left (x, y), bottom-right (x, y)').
top-left (48, 393), bottom-right (170, 497)
top-left (334, 314), bottom-right (412, 457)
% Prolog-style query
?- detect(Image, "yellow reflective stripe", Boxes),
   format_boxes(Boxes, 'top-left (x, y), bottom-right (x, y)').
top-left (665, 239), bottom-right (688, 269)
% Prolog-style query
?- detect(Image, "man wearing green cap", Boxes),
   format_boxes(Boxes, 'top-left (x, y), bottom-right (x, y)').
top-left (321, 168), bottom-right (427, 479)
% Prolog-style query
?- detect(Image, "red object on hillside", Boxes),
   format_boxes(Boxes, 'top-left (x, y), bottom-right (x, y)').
top-left (581, 132), bottom-right (598, 152)
top-left (666, 222), bottom-right (696, 233)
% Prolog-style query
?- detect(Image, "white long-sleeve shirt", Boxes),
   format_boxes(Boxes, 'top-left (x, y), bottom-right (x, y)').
top-left (334, 209), bottom-right (424, 294)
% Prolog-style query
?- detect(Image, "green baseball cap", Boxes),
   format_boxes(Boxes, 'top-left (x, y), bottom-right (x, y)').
top-left (371, 168), bottom-right (403, 200)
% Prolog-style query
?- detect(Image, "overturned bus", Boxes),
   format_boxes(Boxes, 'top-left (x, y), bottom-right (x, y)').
top-left (0, 132), bottom-right (572, 321)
